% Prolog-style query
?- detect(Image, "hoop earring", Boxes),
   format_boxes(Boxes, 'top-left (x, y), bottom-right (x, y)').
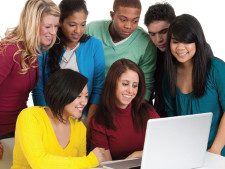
top-left (54, 35), bottom-right (61, 45)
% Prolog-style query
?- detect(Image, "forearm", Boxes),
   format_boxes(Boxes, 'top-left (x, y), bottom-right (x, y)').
top-left (126, 151), bottom-right (143, 159)
top-left (209, 112), bottom-right (225, 154)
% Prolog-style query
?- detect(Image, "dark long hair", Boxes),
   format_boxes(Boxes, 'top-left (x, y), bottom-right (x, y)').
top-left (48, 0), bottom-right (90, 75)
top-left (95, 59), bottom-right (152, 131)
top-left (44, 69), bottom-right (88, 122)
top-left (165, 14), bottom-right (211, 97)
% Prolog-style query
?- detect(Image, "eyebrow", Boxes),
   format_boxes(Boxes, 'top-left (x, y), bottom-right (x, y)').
top-left (148, 28), bottom-right (169, 34)
top-left (119, 15), bottom-right (140, 20)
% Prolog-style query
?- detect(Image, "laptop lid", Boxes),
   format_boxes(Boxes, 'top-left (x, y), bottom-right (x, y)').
top-left (141, 113), bottom-right (212, 169)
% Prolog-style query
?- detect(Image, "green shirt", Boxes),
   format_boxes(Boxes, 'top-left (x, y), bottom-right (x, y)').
top-left (85, 20), bottom-right (156, 99)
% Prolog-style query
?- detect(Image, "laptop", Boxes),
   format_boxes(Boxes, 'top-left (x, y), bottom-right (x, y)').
top-left (141, 112), bottom-right (212, 169)
top-left (102, 113), bottom-right (212, 169)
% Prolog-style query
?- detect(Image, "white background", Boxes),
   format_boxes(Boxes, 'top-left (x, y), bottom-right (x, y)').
top-left (0, 0), bottom-right (224, 107)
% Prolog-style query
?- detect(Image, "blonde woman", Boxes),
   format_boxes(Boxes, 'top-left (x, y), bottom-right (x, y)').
top-left (0, 0), bottom-right (60, 159)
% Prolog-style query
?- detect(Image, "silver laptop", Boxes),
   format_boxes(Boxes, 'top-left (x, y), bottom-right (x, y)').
top-left (101, 113), bottom-right (212, 169)
top-left (141, 112), bottom-right (212, 169)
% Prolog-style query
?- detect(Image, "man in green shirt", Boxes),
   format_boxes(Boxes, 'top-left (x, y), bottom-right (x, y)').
top-left (85, 0), bottom-right (156, 99)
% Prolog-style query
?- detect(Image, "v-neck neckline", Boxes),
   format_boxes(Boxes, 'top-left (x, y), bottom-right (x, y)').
top-left (43, 108), bottom-right (73, 150)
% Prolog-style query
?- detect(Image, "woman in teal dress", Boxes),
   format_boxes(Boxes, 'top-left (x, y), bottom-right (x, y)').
top-left (162, 14), bottom-right (225, 156)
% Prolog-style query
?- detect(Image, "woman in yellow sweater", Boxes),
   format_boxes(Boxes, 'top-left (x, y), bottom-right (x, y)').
top-left (11, 69), bottom-right (105, 169)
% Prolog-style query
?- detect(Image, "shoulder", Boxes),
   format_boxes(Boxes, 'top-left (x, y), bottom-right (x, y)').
top-left (17, 106), bottom-right (46, 124)
top-left (209, 57), bottom-right (225, 74)
top-left (0, 42), bottom-right (22, 59)
top-left (84, 36), bottom-right (103, 46)
top-left (134, 26), bottom-right (151, 41)
top-left (87, 20), bottom-right (110, 28)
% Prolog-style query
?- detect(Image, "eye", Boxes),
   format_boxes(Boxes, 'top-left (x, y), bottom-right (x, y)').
top-left (132, 84), bottom-right (138, 88)
top-left (81, 23), bottom-right (86, 27)
top-left (120, 18), bottom-right (126, 22)
top-left (171, 39), bottom-right (178, 44)
top-left (45, 26), bottom-right (50, 29)
top-left (149, 33), bottom-right (155, 37)
top-left (122, 83), bottom-right (128, 86)
top-left (132, 20), bottom-right (138, 24)
top-left (160, 28), bottom-right (169, 34)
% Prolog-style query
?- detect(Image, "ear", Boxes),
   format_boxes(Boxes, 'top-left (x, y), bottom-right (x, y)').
top-left (110, 11), bottom-right (115, 20)
top-left (59, 21), bottom-right (63, 27)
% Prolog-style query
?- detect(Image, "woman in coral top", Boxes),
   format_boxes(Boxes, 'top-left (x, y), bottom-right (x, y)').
top-left (11, 69), bottom-right (105, 169)
top-left (91, 59), bottom-right (159, 160)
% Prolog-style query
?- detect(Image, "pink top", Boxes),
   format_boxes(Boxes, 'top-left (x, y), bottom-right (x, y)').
top-left (0, 43), bottom-right (39, 136)
top-left (91, 103), bottom-right (160, 160)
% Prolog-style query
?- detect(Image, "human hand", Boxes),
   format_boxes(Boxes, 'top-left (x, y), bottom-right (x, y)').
top-left (126, 151), bottom-right (143, 159)
top-left (207, 147), bottom-right (221, 155)
top-left (0, 141), bottom-right (3, 160)
top-left (92, 147), bottom-right (106, 163)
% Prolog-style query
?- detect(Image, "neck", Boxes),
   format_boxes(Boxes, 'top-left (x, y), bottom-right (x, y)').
top-left (45, 107), bottom-right (69, 125)
top-left (65, 41), bottom-right (78, 50)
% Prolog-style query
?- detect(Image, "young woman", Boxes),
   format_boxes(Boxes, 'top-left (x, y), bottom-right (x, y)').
top-left (0, 0), bottom-right (60, 159)
top-left (32, 0), bottom-right (105, 127)
top-left (163, 14), bottom-right (225, 156)
top-left (91, 59), bottom-right (159, 160)
top-left (11, 69), bottom-right (105, 169)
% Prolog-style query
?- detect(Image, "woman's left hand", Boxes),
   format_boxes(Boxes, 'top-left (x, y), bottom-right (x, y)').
top-left (126, 151), bottom-right (143, 159)
top-left (0, 141), bottom-right (3, 160)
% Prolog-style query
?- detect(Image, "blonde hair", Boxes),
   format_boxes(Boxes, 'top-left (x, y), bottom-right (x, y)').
top-left (0, 0), bottom-right (60, 74)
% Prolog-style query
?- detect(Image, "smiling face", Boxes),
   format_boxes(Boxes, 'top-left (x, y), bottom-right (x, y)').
top-left (147, 20), bottom-right (170, 52)
top-left (115, 69), bottom-right (139, 109)
top-left (39, 14), bottom-right (59, 46)
top-left (110, 6), bottom-right (141, 42)
top-left (170, 36), bottom-right (196, 65)
top-left (63, 85), bottom-right (88, 119)
top-left (60, 10), bottom-right (87, 50)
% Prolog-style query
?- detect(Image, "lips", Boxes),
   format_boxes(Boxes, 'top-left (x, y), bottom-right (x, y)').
top-left (177, 52), bottom-right (188, 57)
top-left (72, 34), bottom-right (81, 39)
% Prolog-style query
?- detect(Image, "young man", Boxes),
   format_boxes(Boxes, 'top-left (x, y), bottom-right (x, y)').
top-left (144, 2), bottom-right (176, 117)
top-left (85, 0), bottom-right (156, 100)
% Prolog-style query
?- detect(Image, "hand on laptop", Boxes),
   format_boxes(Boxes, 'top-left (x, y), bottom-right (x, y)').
top-left (126, 150), bottom-right (143, 159)
top-left (92, 147), bottom-right (106, 163)
top-left (0, 141), bottom-right (3, 160)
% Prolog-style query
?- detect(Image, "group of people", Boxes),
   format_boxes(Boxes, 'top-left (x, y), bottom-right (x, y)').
top-left (0, 0), bottom-right (225, 168)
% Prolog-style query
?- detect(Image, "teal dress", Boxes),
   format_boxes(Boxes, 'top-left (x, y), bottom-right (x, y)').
top-left (162, 57), bottom-right (225, 156)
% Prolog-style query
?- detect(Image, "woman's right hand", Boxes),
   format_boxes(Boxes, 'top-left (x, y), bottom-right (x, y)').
top-left (0, 141), bottom-right (3, 160)
top-left (92, 147), bottom-right (106, 163)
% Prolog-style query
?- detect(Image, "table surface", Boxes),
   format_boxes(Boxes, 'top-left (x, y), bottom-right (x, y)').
top-left (90, 152), bottom-right (225, 169)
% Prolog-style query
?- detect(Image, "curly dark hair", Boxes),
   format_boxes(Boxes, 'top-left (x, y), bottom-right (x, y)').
top-left (144, 2), bottom-right (176, 26)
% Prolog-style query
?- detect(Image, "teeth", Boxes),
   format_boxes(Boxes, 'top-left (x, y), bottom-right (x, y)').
top-left (77, 108), bottom-right (83, 111)
top-left (123, 95), bottom-right (131, 98)
top-left (177, 52), bottom-right (187, 56)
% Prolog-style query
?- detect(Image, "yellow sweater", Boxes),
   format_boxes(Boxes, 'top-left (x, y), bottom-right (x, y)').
top-left (11, 106), bottom-right (98, 169)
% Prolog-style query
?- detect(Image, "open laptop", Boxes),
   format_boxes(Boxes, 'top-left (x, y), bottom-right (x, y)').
top-left (102, 113), bottom-right (212, 169)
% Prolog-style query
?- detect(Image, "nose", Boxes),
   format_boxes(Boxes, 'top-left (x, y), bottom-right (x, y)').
top-left (80, 96), bottom-right (87, 106)
top-left (126, 85), bottom-right (133, 93)
top-left (50, 26), bottom-right (57, 35)
top-left (124, 21), bottom-right (132, 29)
top-left (177, 42), bottom-right (185, 49)
top-left (74, 25), bottom-right (80, 33)
top-left (156, 34), bottom-right (163, 42)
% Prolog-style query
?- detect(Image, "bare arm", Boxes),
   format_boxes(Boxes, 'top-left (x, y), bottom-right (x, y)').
top-left (126, 151), bottom-right (143, 159)
top-left (208, 112), bottom-right (225, 155)
top-left (0, 141), bottom-right (3, 160)
top-left (85, 104), bottom-right (98, 131)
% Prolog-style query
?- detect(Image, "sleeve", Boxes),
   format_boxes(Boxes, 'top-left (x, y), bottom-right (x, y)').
top-left (16, 109), bottom-right (99, 169)
top-left (32, 51), bottom-right (48, 106)
top-left (211, 58), bottom-right (225, 111)
top-left (139, 40), bottom-right (157, 100)
top-left (90, 117), bottom-right (109, 150)
top-left (89, 38), bottom-right (105, 104)
top-left (162, 74), bottom-right (176, 117)
top-left (0, 45), bottom-right (16, 85)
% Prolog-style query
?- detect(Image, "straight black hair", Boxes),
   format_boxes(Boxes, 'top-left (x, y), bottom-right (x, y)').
top-left (48, 0), bottom-right (90, 75)
top-left (44, 69), bottom-right (88, 122)
top-left (165, 14), bottom-right (211, 97)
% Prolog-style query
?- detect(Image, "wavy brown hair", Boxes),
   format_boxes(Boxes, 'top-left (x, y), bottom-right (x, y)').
top-left (95, 59), bottom-right (152, 131)
top-left (0, 0), bottom-right (60, 74)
